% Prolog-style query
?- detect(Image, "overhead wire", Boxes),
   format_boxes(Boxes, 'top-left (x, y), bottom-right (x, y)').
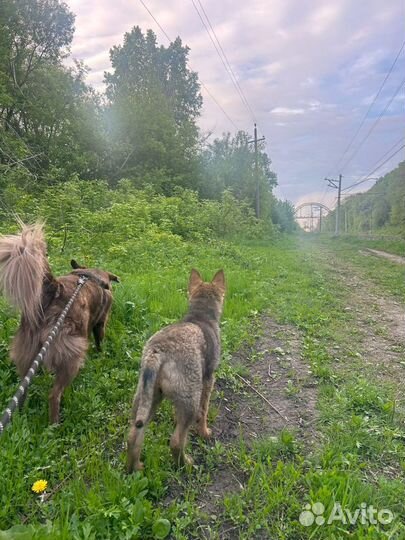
top-left (321, 40), bottom-right (405, 207)
top-left (191, 0), bottom-right (256, 123)
top-left (330, 39), bottom-right (405, 174)
top-left (138, 0), bottom-right (239, 130)
top-left (339, 74), bottom-right (405, 172)
top-left (343, 141), bottom-right (405, 193)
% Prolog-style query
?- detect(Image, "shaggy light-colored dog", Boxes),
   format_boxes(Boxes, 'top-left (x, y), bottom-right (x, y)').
top-left (0, 223), bottom-right (118, 423)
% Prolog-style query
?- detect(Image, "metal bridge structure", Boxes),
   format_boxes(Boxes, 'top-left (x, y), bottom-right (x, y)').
top-left (294, 202), bottom-right (331, 232)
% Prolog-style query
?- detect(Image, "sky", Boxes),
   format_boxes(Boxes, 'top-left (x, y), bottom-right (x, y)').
top-left (65, 0), bottom-right (405, 208)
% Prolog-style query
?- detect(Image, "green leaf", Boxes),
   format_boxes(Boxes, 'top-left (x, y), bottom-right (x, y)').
top-left (0, 525), bottom-right (34, 540)
top-left (152, 518), bottom-right (171, 539)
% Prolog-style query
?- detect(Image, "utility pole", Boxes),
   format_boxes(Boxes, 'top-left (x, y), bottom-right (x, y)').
top-left (325, 174), bottom-right (343, 236)
top-left (248, 123), bottom-right (265, 219)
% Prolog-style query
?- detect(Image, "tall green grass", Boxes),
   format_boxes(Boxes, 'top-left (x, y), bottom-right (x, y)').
top-left (0, 227), bottom-right (404, 538)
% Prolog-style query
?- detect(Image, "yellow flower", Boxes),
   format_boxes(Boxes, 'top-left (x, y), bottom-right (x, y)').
top-left (32, 479), bottom-right (48, 494)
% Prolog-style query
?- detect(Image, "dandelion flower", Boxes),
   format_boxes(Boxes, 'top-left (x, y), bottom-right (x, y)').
top-left (32, 479), bottom-right (48, 494)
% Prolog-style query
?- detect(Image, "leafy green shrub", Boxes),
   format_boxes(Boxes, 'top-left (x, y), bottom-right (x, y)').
top-left (0, 180), bottom-right (274, 245)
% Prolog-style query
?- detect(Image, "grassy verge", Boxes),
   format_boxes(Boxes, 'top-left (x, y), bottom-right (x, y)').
top-left (0, 233), bottom-right (404, 539)
top-left (315, 235), bottom-right (405, 301)
top-left (320, 233), bottom-right (405, 257)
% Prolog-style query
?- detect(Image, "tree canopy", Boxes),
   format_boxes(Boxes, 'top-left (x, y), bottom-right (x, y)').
top-left (0, 0), bottom-right (295, 232)
top-left (322, 161), bottom-right (405, 235)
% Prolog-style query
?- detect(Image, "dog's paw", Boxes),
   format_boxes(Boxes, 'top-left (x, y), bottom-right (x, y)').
top-left (127, 460), bottom-right (144, 473)
top-left (198, 427), bottom-right (212, 439)
top-left (182, 454), bottom-right (194, 466)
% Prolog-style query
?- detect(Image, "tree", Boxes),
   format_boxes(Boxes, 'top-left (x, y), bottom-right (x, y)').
top-left (0, 0), bottom-right (75, 131)
top-left (271, 199), bottom-right (298, 232)
top-left (104, 27), bottom-right (202, 190)
top-left (322, 161), bottom-right (405, 235)
top-left (0, 0), bottom-right (109, 184)
top-left (201, 130), bottom-right (277, 214)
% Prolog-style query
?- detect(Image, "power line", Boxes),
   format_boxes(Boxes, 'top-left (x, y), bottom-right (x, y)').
top-left (138, 0), bottom-right (239, 130)
top-left (340, 74), bottom-right (405, 173)
top-left (196, 0), bottom-right (254, 119)
top-left (343, 141), bottom-right (405, 193)
top-left (331, 40), bottom-right (405, 173)
top-left (191, 0), bottom-right (256, 123)
top-left (342, 136), bottom-right (405, 189)
top-left (138, 0), bottom-right (171, 41)
top-left (359, 135), bottom-right (404, 173)
top-left (199, 82), bottom-right (239, 129)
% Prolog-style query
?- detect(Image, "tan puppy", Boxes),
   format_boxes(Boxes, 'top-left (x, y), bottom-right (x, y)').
top-left (127, 269), bottom-right (226, 471)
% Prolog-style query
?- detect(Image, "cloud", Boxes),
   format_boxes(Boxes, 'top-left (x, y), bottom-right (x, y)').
top-left (308, 4), bottom-right (341, 35)
top-left (64, 0), bottom-right (405, 203)
top-left (271, 107), bottom-right (306, 115)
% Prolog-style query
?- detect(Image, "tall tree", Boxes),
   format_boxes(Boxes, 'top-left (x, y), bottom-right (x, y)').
top-left (104, 27), bottom-right (202, 190)
top-left (0, 0), bottom-right (108, 183)
top-left (201, 130), bottom-right (277, 214)
top-left (0, 0), bottom-right (74, 132)
top-left (323, 161), bottom-right (405, 234)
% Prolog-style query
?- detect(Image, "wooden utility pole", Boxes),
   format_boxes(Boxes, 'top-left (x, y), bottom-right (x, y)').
top-left (248, 124), bottom-right (265, 219)
top-left (325, 174), bottom-right (343, 236)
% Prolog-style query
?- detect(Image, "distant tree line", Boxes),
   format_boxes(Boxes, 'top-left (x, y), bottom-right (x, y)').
top-left (0, 0), bottom-right (296, 233)
top-left (323, 162), bottom-right (405, 236)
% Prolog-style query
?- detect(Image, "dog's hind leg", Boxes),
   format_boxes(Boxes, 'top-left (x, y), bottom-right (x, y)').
top-left (48, 335), bottom-right (87, 424)
top-left (49, 363), bottom-right (81, 424)
top-left (93, 296), bottom-right (112, 351)
top-left (127, 394), bottom-right (144, 472)
top-left (196, 375), bottom-right (215, 439)
top-left (127, 424), bottom-right (145, 472)
top-left (170, 399), bottom-right (198, 467)
top-left (93, 321), bottom-right (105, 352)
top-left (127, 392), bottom-right (162, 472)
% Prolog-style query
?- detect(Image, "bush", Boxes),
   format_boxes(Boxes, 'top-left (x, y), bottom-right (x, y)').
top-left (0, 180), bottom-right (275, 248)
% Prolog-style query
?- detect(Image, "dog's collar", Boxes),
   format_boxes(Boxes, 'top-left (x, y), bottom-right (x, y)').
top-left (70, 270), bottom-right (110, 290)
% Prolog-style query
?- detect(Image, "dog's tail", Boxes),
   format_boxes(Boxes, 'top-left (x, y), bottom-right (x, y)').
top-left (0, 222), bottom-right (48, 323)
top-left (134, 350), bottom-right (161, 429)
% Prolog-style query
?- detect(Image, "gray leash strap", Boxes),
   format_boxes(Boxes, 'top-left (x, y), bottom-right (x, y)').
top-left (0, 276), bottom-right (88, 436)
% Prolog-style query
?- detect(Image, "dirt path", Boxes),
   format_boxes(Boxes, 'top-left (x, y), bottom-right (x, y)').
top-left (362, 248), bottom-right (405, 265)
top-left (323, 252), bottom-right (405, 366)
top-left (213, 319), bottom-right (317, 445)
top-left (166, 243), bottom-right (405, 538)
top-left (194, 318), bottom-right (318, 538)
top-left (313, 244), bottom-right (405, 407)
top-left (181, 244), bottom-right (405, 535)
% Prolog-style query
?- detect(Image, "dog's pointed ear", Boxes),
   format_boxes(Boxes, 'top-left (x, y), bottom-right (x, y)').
top-left (188, 268), bottom-right (203, 295)
top-left (108, 272), bottom-right (120, 283)
top-left (71, 259), bottom-right (85, 270)
top-left (212, 269), bottom-right (225, 293)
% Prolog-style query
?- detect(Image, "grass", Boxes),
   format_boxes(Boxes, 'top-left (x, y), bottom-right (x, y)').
top-left (315, 234), bottom-right (405, 301)
top-left (0, 232), bottom-right (404, 538)
top-left (322, 233), bottom-right (405, 257)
